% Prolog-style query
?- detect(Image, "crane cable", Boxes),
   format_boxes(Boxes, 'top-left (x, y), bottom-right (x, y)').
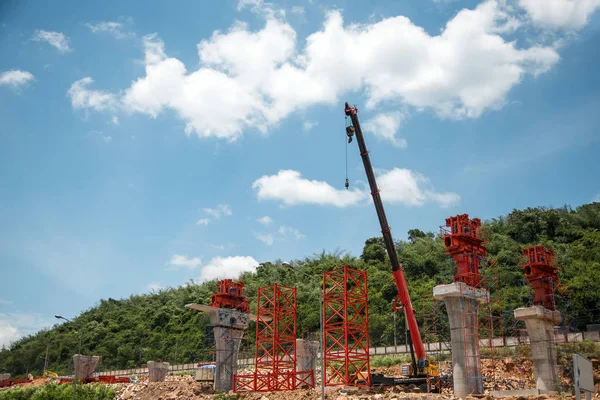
top-left (344, 116), bottom-right (349, 190)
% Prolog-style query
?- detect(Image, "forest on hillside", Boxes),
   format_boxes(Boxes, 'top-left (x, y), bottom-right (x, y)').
top-left (1, 203), bottom-right (599, 377)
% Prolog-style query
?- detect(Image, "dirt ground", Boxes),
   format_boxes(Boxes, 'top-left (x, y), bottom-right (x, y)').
top-left (110, 356), bottom-right (600, 400)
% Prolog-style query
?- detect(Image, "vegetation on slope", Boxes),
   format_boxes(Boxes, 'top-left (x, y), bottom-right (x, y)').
top-left (1, 203), bottom-right (599, 377)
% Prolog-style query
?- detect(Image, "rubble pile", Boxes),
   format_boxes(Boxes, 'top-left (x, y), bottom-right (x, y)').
top-left (114, 375), bottom-right (213, 400)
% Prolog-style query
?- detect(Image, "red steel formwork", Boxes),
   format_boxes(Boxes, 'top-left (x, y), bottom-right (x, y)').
top-left (521, 246), bottom-right (560, 310)
top-left (234, 284), bottom-right (315, 392)
top-left (442, 214), bottom-right (487, 287)
top-left (323, 266), bottom-right (370, 387)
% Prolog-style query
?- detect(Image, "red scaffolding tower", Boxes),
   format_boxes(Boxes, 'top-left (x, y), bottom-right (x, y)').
top-left (521, 246), bottom-right (560, 310)
top-left (323, 266), bottom-right (370, 387)
top-left (233, 284), bottom-right (314, 392)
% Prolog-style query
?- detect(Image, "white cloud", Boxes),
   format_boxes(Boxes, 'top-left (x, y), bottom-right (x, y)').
top-left (103, 136), bottom-right (112, 143)
top-left (253, 169), bottom-right (367, 207)
top-left (0, 313), bottom-right (56, 349)
top-left (0, 325), bottom-right (19, 348)
top-left (199, 255), bottom-right (259, 281)
top-left (255, 224), bottom-right (304, 245)
top-left (376, 168), bottom-right (461, 207)
top-left (167, 254), bottom-right (202, 270)
top-left (32, 30), bottom-right (72, 53)
top-left (147, 282), bottom-right (162, 292)
top-left (254, 232), bottom-right (275, 245)
top-left (111, 116), bottom-right (120, 125)
top-left (0, 299), bottom-right (12, 305)
top-left (518, 0), bottom-right (600, 29)
top-left (291, 6), bottom-right (305, 15)
top-left (278, 225), bottom-right (305, 239)
top-left (257, 216), bottom-right (273, 225)
top-left (196, 218), bottom-right (210, 226)
top-left (253, 168), bottom-right (459, 208)
top-left (0, 70), bottom-right (35, 88)
top-left (203, 204), bottom-right (232, 219)
top-left (74, 1), bottom-right (561, 139)
top-left (68, 77), bottom-right (117, 111)
top-left (86, 21), bottom-right (132, 39)
top-left (302, 121), bottom-right (318, 131)
top-left (362, 112), bottom-right (407, 148)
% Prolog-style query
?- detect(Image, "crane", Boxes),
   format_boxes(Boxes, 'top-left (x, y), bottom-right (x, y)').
top-left (344, 102), bottom-right (435, 384)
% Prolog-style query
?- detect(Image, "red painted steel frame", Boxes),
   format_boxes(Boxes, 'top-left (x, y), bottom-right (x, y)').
top-left (521, 246), bottom-right (560, 309)
top-left (323, 266), bottom-right (370, 387)
top-left (442, 214), bottom-right (487, 287)
top-left (210, 279), bottom-right (250, 313)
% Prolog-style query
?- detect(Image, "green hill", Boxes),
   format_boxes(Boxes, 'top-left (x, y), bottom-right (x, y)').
top-left (1, 203), bottom-right (599, 377)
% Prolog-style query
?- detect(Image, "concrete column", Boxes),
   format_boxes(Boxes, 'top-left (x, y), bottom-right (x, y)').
top-left (434, 282), bottom-right (488, 398)
top-left (514, 306), bottom-right (562, 391)
top-left (211, 308), bottom-right (250, 392)
top-left (185, 303), bottom-right (253, 393)
top-left (147, 361), bottom-right (169, 382)
top-left (73, 355), bottom-right (100, 379)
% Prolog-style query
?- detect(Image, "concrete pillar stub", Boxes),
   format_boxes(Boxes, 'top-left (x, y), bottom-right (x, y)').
top-left (514, 306), bottom-right (562, 392)
top-left (433, 282), bottom-right (488, 398)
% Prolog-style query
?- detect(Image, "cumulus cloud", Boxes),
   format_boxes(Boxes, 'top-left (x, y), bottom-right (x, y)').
top-left (518, 0), bottom-right (600, 29)
top-left (254, 232), bottom-right (275, 245)
top-left (111, 116), bottom-right (120, 125)
top-left (86, 21), bottom-right (133, 39)
top-left (363, 112), bottom-right (407, 148)
top-left (68, 78), bottom-right (117, 111)
top-left (254, 225), bottom-right (304, 246)
top-left (278, 225), bottom-right (305, 239)
top-left (196, 218), bottom-right (210, 226)
top-left (71, 0), bottom-right (563, 140)
top-left (33, 30), bottom-right (72, 53)
top-left (199, 255), bottom-right (259, 281)
top-left (253, 168), bottom-right (459, 208)
top-left (0, 313), bottom-right (56, 349)
top-left (167, 254), bottom-right (202, 270)
top-left (203, 204), bottom-right (232, 219)
top-left (0, 70), bottom-right (35, 88)
top-left (253, 170), bottom-right (367, 207)
top-left (376, 168), bottom-right (461, 207)
top-left (257, 216), bottom-right (273, 224)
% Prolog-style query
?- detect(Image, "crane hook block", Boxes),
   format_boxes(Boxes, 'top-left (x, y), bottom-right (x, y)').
top-left (346, 125), bottom-right (355, 143)
top-left (345, 178), bottom-right (349, 189)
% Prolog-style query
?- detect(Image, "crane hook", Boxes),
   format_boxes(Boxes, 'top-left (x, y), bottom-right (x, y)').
top-left (346, 125), bottom-right (355, 143)
top-left (345, 178), bottom-right (349, 189)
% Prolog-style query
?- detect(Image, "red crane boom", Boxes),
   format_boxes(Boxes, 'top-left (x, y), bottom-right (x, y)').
top-left (345, 102), bottom-right (428, 375)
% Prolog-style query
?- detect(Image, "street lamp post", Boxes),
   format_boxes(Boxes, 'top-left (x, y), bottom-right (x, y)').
top-left (282, 261), bottom-right (325, 400)
top-left (55, 315), bottom-right (82, 400)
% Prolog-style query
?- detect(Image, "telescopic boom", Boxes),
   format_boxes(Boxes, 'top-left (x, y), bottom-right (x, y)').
top-left (344, 102), bottom-right (427, 375)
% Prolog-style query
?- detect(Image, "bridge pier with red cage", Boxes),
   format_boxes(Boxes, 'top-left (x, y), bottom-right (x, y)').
top-left (434, 214), bottom-right (489, 398)
top-left (514, 245), bottom-right (563, 392)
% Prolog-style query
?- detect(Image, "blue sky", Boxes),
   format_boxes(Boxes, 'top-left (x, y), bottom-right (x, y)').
top-left (1, 0), bottom-right (599, 347)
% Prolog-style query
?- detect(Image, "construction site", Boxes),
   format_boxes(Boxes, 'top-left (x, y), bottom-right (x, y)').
top-left (1, 103), bottom-right (599, 399)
